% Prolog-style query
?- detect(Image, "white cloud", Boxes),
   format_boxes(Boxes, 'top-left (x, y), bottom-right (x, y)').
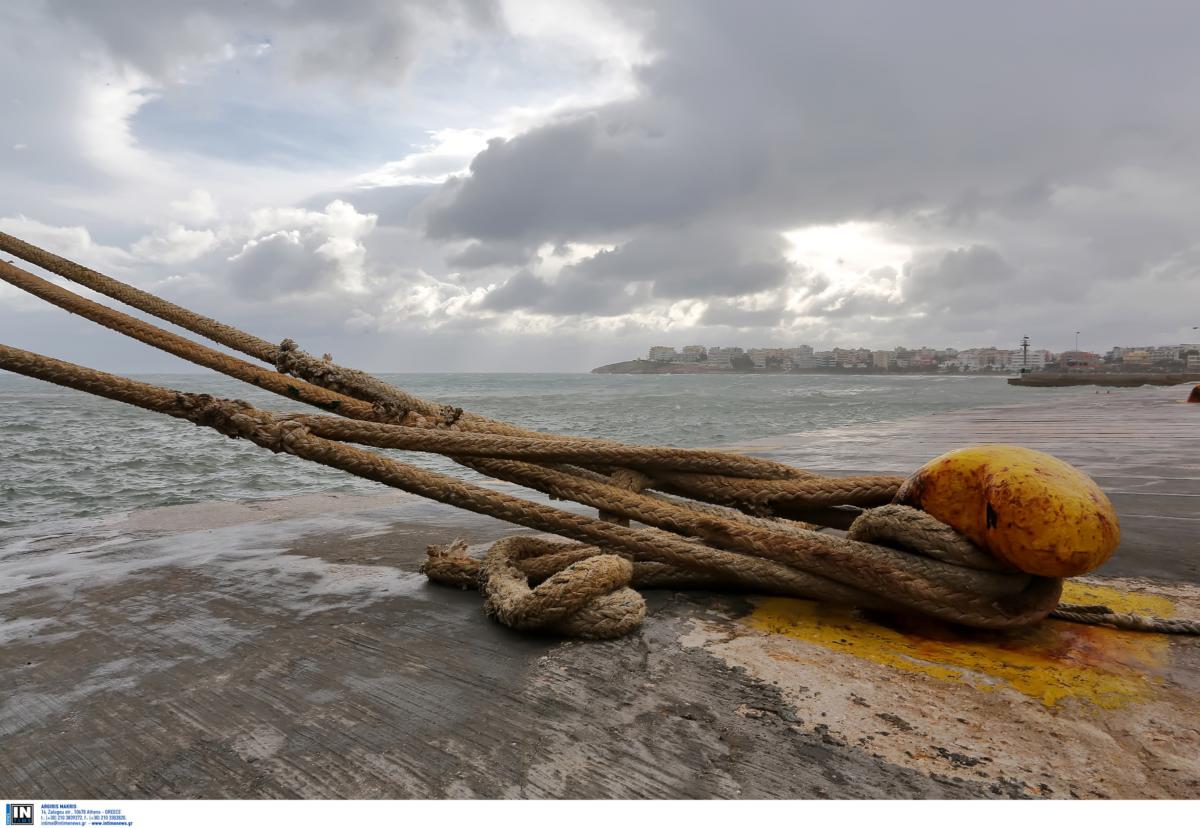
top-left (353, 128), bottom-right (500, 188)
top-left (0, 214), bottom-right (134, 270)
top-left (75, 67), bottom-right (165, 181)
top-left (230, 200), bottom-right (377, 296)
top-left (130, 223), bottom-right (218, 264)
top-left (168, 189), bottom-right (219, 225)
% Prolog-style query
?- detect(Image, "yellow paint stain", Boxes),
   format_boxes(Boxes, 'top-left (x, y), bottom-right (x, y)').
top-left (1060, 580), bottom-right (1174, 616)
top-left (745, 582), bottom-right (1174, 709)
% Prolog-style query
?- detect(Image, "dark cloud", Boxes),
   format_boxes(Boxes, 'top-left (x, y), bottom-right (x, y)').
top-left (5, 0), bottom-right (1200, 372)
top-left (226, 231), bottom-right (335, 299)
top-left (699, 303), bottom-right (785, 328)
top-left (902, 245), bottom-right (1014, 303)
top-left (481, 269), bottom-right (648, 317)
top-left (427, 1), bottom-right (1200, 247)
top-left (480, 269), bottom-right (545, 311)
top-left (567, 225), bottom-right (791, 299)
top-left (540, 274), bottom-right (648, 316)
top-left (409, 0), bottom-right (1200, 350)
top-left (447, 239), bottom-right (537, 270)
top-left (305, 185), bottom-right (437, 228)
top-left (44, 0), bottom-right (501, 87)
top-left (423, 114), bottom-right (745, 242)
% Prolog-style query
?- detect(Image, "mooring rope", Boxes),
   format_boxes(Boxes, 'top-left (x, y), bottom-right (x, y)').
top-left (0, 256), bottom-right (902, 514)
top-left (3, 343), bottom-right (1194, 636)
top-left (1, 231), bottom-right (1196, 638)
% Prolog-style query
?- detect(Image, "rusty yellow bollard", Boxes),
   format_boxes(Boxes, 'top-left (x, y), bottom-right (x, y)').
top-left (895, 445), bottom-right (1120, 577)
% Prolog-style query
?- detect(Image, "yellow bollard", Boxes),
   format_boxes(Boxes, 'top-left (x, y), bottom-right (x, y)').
top-left (895, 445), bottom-right (1120, 577)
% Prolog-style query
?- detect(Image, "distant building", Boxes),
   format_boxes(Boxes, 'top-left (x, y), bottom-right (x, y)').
top-left (636, 341), bottom-right (1189, 373)
top-left (1150, 346), bottom-right (1181, 364)
top-left (1058, 350), bottom-right (1101, 370)
top-left (1111, 344), bottom-right (1183, 366)
top-left (959, 348), bottom-right (1012, 371)
top-left (707, 346), bottom-right (744, 368)
top-left (1120, 349), bottom-right (1151, 368)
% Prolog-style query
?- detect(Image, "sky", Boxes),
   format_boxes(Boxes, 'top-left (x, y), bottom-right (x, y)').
top-left (2, 0), bottom-right (1199, 372)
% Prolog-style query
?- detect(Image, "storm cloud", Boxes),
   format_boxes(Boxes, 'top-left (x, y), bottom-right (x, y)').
top-left (2, 1), bottom-right (1199, 372)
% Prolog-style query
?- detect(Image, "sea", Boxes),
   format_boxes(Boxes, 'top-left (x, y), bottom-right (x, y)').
top-left (0, 371), bottom-right (1088, 533)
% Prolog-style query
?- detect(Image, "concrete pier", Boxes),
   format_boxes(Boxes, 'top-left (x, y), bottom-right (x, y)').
top-left (1, 386), bottom-right (1197, 798)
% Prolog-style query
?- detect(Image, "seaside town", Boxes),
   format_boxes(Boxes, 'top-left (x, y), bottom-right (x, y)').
top-left (607, 342), bottom-right (1200, 373)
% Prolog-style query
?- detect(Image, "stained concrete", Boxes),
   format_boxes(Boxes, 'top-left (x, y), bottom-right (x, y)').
top-left (2, 386), bottom-right (1198, 798)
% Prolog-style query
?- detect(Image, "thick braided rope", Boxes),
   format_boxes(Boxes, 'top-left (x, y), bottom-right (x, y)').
top-left (0, 258), bottom-right (895, 508)
top-left (0, 233), bottom-right (906, 539)
top-left (479, 537), bottom-right (645, 638)
top-left (275, 338), bottom-right (459, 425)
top-left (289, 413), bottom-right (830, 480)
top-left (0, 230), bottom-right (279, 363)
top-left (424, 538), bottom-right (726, 591)
top-left (0, 231), bottom-right (603, 441)
top-left (653, 470), bottom-right (904, 511)
top-left (0, 261), bottom-right (381, 420)
top-left (2, 343), bottom-right (1195, 637)
top-left (1050, 606), bottom-right (1200, 634)
top-left (455, 455), bottom-right (1062, 625)
top-left (0, 235), bottom-right (863, 494)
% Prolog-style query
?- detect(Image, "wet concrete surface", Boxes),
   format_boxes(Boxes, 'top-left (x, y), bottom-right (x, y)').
top-left (0, 506), bottom-right (1007, 798)
top-left (2, 387), bottom-right (1199, 798)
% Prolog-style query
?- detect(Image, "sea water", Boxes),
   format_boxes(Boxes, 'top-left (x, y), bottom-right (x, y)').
top-left (0, 371), bottom-right (1082, 532)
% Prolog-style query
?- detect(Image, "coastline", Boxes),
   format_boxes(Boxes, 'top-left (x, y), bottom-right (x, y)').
top-left (593, 358), bottom-right (1200, 386)
top-left (592, 358), bottom-right (966, 376)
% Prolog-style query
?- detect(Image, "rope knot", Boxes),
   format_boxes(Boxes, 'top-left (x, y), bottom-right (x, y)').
top-left (172, 393), bottom-right (293, 453)
top-left (274, 338), bottom-right (301, 376)
top-left (425, 537), bottom-right (645, 639)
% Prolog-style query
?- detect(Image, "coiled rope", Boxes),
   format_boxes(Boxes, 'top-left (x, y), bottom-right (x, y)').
top-left (1, 233), bottom-right (1196, 638)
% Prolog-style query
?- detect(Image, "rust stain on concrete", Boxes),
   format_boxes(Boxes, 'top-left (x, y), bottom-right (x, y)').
top-left (743, 580), bottom-right (1173, 708)
top-left (682, 575), bottom-right (1200, 798)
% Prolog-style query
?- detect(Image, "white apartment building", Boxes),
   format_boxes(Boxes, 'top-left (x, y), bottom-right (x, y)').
top-left (958, 348), bottom-right (1013, 371)
top-left (648, 346), bottom-right (677, 362)
top-left (706, 346), bottom-right (743, 367)
top-left (1012, 349), bottom-right (1051, 371)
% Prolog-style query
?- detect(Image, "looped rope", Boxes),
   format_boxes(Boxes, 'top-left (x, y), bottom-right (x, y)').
top-left (422, 506), bottom-right (1192, 639)
top-left (424, 538), bottom-right (645, 638)
top-left (847, 503), bottom-right (1016, 572)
